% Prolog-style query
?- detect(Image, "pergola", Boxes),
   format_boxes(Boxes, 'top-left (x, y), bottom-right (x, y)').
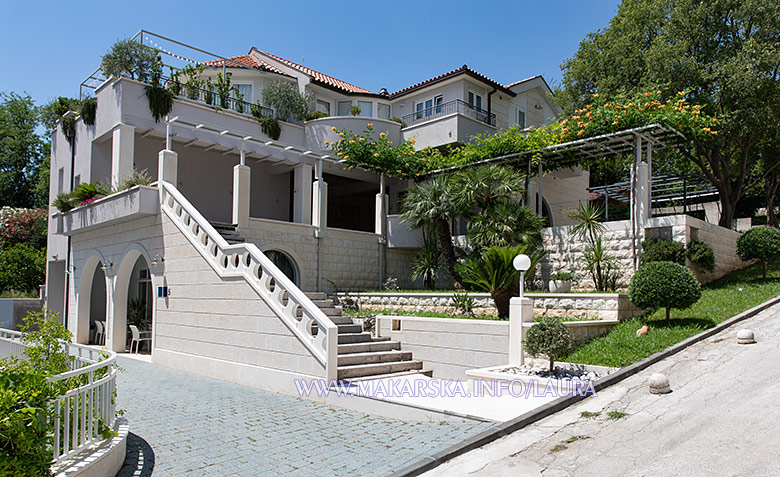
top-left (425, 124), bottom-right (691, 269)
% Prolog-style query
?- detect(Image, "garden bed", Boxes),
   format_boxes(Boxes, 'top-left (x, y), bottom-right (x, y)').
top-left (337, 291), bottom-right (642, 320)
top-left (562, 261), bottom-right (780, 367)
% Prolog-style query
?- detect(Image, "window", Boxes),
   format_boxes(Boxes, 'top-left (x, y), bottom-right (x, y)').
top-left (316, 99), bottom-right (330, 115)
top-left (337, 101), bottom-right (351, 116)
top-left (358, 101), bottom-right (372, 117)
top-left (233, 84), bottom-right (252, 103)
top-left (468, 91), bottom-right (483, 110)
top-left (518, 109), bottom-right (526, 128)
top-left (377, 103), bottom-right (390, 119)
top-left (58, 168), bottom-right (64, 194)
top-left (74, 175), bottom-right (81, 187)
top-left (414, 95), bottom-right (443, 120)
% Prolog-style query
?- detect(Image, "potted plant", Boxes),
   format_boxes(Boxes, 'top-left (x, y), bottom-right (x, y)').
top-left (548, 271), bottom-right (573, 293)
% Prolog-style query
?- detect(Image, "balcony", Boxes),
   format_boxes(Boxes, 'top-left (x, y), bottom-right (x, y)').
top-left (304, 117), bottom-right (402, 153)
top-left (173, 83), bottom-right (274, 120)
top-left (402, 99), bottom-right (496, 128)
top-left (55, 186), bottom-right (159, 236)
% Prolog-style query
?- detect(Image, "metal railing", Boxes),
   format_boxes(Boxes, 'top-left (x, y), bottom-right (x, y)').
top-left (402, 99), bottom-right (496, 127)
top-left (0, 329), bottom-right (118, 463)
top-left (158, 181), bottom-right (339, 381)
top-left (174, 82), bottom-right (274, 119)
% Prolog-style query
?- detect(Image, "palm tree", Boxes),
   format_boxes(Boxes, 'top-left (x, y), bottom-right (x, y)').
top-left (458, 244), bottom-right (530, 318)
top-left (468, 201), bottom-right (545, 250)
top-left (401, 175), bottom-right (464, 284)
top-left (452, 164), bottom-right (526, 211)
top-left (568, 202), bottom-right (610, 290)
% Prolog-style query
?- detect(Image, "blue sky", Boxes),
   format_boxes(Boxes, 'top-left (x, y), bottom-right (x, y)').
top-left (1, 0), bottom-right (619, 105)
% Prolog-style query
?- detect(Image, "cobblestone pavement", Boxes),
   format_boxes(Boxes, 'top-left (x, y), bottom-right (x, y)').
top-left (427, 302), bottom-right (780, 476)
top-left (114, 357), bottom-right (493, 476)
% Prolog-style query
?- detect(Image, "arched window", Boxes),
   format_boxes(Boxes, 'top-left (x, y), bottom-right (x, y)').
top-left (265, 250), bottom-right (299, 286)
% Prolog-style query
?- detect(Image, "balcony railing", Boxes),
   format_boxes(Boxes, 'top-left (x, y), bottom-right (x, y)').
top-left (174, 82), bottom-right (274, 119)
top-left (402, 99), bottom-right (496, 127)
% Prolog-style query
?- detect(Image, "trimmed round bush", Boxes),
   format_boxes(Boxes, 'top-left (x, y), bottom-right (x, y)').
top-left (687, 239), bottom-right (715, 272)
top-left (629, 261), bottom-right (701, 321)
top-left (639, 238), bottom-right (686, 265)
top-left (736, 226), bottom-right (780, 279)
top-left (523, 317), bottom-right (576, 371)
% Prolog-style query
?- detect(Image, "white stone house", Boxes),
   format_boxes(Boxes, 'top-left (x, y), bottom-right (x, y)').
top-left (43, 38), bottom-right (591, 389)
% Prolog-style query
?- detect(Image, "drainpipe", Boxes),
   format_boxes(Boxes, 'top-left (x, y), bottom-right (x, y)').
top-left (487, 88), bottom-right (497, 125)
top-left (64, 125), bottom-right (76, 329)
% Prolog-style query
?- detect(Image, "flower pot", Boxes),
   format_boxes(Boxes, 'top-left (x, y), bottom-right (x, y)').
top-left (548, 280), bottom-right (572, 293)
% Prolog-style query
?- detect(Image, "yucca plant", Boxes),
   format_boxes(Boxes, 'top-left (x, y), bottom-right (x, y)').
top-left (410, 227), bottom-right (442, 290)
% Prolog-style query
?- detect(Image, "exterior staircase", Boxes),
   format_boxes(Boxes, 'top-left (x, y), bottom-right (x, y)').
top-left (303, 292), bottom-right (431, 381)
top-left (211, 222), bottom-right (246, 244)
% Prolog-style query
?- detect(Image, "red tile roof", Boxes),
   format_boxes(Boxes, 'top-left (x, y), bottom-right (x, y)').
top-left (201, 55), bottom-right (286, 75)
top-left (390, 65), bottom-right (515, 98)
top-left (258, 51), bottom-right (375, 95)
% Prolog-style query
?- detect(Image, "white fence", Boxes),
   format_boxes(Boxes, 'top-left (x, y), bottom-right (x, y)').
top-left (0, 328), bottom-right (118, 462)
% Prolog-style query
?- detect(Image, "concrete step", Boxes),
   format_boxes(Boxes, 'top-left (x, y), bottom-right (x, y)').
top-left (309, 299), bottom-right (336, 308)
top-left (337, 332), bottom-right (374, 344)
top-left (305, 292), bottom-right (328, 300)
top-left (337, 341), bottom-right (401, 354)
top-left (337, 350), bottom-right (413, 366)
top-left (297, 307), bottom-right (342, 317)
top-left (330, 317), bottom-right (354, 325)
top-left (343, 369), bottom-right (433, 382)
top-left (337, 360), bottom-right (424, 379)
top-left (336, 323), bottom-right (363, 334)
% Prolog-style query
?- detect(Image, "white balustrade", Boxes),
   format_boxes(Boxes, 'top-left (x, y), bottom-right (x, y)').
top-left (0, 329), bottom-right (118, 462)
top-left (158, 181), bottom-right (339, 381)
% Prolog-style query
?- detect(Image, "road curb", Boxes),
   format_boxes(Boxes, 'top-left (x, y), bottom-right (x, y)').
top-left (391, 294), bottom-right (780, 477)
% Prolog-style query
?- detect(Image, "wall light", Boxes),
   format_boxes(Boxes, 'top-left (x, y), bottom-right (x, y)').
top-left (151, 254), bottom-right (165, 267)
top-left (100, 261), bottom-right (113, 272)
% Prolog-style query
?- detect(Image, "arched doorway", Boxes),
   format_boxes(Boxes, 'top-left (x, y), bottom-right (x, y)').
top-left (112, 247), bottom-right (154, 353)
top-left (265, 250), bottom-right (299, 286)
top-left (76, 255), bottom-right (107, 345)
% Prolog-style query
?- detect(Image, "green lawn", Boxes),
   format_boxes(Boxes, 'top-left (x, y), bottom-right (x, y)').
top-left (563, 261), bottom-right (780, 368)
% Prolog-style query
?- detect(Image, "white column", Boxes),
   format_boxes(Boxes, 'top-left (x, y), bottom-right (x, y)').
top-left (375, 174), bottom-right (388, 236)
top-left (111, 124), bottom-right (135, 188)
top-left (157, 149), bottom-right (178, 185)
top-left (509, 297), bottom-right (534, 366)
top-left (312, 161), bottom-right (327, 232)
top-left (233, 164), bottom-right (251, 228)
top-left (636, 162), bottom-right (650, 227)
top-left (293, 164), bottom-right (313, 224)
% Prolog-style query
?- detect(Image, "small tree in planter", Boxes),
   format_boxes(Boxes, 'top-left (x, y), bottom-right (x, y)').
top-left (629, 261), bottom-right (701, 321)
top-left (736, 226), bottom-right (780, 279)
top-left (548, 272), bottom-right (573, 293)
top-left (458, 245), bottom-right (527, 319)
top-left (523, 317), bottom-right (576, 372)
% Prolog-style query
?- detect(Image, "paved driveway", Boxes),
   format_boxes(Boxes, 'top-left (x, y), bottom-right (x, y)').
top-left (426, 302), bottom-right (780, 476)
top-left (113, 357), bottom-right (493, 476)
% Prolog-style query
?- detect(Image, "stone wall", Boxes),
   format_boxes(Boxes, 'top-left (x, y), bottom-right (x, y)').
top-left (321, 228), bottom-right (382, 292)
top-left (342, 292), bottom-right (641, 320)
top-left (541, 214), bottom-right (748, 289)
top-left (0, 299), bottom-right (43, 330)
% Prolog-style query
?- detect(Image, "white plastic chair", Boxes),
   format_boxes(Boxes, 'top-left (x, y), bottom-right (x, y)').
top-left (94, 321), bottom-right (105, 345)
top-left (129, 325), bottom-right (152, 353)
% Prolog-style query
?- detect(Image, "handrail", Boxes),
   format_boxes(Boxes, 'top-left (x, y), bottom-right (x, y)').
top-left (158, 181), bottom-right (339, 381)
top-left (402, 99), bottom-right (497, 127)
top-left (0, 329), bottom-right (118, 463)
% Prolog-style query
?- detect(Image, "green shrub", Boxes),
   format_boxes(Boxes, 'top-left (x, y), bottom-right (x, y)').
top-left (118, 169), bottom-right (152, 191)
top-left (458, 245), bottom-right (528, 319)
top-left (550, 272), bottom-right (573, 281)
top-left (305, 111), bottom-right (328, 121)
top-left (260, 81), bottom-right (311, 122)
top-left (640, 238), bottom-right (686, 265)
top-left (350, 105), bottom-right (362, 116)
top-left (70, 182), bottom-right (110, 204)
top-left (0, 244), bottom-right (45, 293)
top-left (389, 117), bottom-right (407, 128)
top-left (629, 261), bottom-right (701, 320)
top-left (257, 116), bottom-right (281, 140)
top-left (523, 317), bottom-right (576, 371)
top-left (0, 367), bottom-right (56, 476)
top-left (687, 239), bottom-right (715, 272)
top-left (736, 226), bottom-right (780, 279)
top-left (52, 193), bottom-right (77, 213)
top-left (78, 97), bottom-right (97, 126)
top-left (100, 38), bottom-right (159, 82)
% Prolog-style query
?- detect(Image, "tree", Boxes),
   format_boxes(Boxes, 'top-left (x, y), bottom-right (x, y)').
top-left (261, 81), bottom-right (311, 122)
top-left (736, 226), bottom-right (780, 279)
top-left (458, 245), bottom-right (528, 319)
top-left (0, 93), bottom-right (48, 208)
top-left (629, 261), bottom-right (702, 320)
top-left (401, 174), bottom-right (464, 285)
top-left (523, 317), bottom-right (576, 372)
top-left (559, 0), bottom-right (780, 228)
top-left (101, 38), bottom-right (159, 83)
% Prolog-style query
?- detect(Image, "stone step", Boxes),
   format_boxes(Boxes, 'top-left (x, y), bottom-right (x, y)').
top-left (305, 292), bottom-right (328, 301)
top-left (309, 299), bottom-right (336, 308)
top-left (330, 316), bottom-right (354, 325)
top-left (337, 360), bottom-right (424, 379)
top-left (297, 307), bottom-right (342, 317)
top-left (343, 369), bottom-right (433, 382)
top-left (337, 350), bottom-right (413, 366)
top-left (337, 341), bottom-right (401, 354)
top-left (337, 332), bottom-right (374, 344)
top-left (336, 323), bottom-right (363, 334)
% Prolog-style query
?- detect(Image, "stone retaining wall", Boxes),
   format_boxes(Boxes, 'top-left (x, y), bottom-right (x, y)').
top-left (341, 292), bottom-right (642, 320)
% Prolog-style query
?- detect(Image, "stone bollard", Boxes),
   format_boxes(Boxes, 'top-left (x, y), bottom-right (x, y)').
top-left (649, 373), bottom-right (671, 394)
top-left (736, 329), bottom-right (756, 344)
